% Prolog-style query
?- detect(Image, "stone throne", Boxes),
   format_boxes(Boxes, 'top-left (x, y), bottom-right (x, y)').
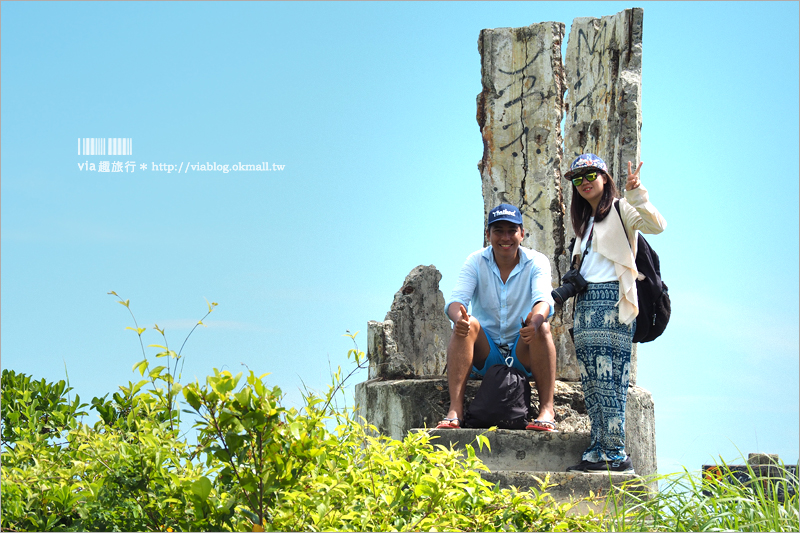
top-left (355, 8), bottom-right (657, 500)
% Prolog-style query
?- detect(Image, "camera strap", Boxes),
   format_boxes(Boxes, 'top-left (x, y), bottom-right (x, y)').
top-left (574, 223), bottom-right (595, 271)
top-left (568, 223), bottom-right (594, 344)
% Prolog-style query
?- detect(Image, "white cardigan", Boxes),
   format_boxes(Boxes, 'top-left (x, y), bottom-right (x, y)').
top-left (571, 185), bottom-right (667, 325)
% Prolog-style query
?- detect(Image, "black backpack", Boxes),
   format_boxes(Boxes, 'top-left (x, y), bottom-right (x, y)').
top-left (462, 364), bottom-right (531, 429)
top-left (615, 201), bottom-right (671, 343)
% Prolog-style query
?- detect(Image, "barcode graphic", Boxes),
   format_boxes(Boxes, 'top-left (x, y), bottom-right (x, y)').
top-left (78, 138), bottom-right (132, 155)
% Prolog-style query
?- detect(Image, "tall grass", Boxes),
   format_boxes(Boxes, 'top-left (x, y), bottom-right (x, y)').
top-left (597, 456), bottom-right (799, 532)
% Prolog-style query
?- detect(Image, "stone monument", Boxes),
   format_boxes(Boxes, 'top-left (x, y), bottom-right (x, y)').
top-left (356, 8), bottom-right (657, 492)
top-left (477, 9), bottom-right (644, 381)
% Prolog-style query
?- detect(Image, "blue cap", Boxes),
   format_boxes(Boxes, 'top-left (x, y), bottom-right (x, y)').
top-left (488, 203), bottom-right (523, 226)
top-left (564, 153), bottom-right (609, 179)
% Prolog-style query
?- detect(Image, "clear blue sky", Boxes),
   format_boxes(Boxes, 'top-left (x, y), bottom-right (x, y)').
top-left (2, 1), bottom-right (798, 475)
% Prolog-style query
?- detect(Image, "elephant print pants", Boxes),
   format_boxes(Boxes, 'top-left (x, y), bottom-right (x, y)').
top-left (574, 282), bottom-right (635, 463)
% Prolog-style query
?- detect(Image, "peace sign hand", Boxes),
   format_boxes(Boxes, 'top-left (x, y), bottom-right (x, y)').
top-left (626, 161), bottom-right (643, 191)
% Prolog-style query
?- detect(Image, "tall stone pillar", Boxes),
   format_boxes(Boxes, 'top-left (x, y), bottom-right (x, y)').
top-left (562, 8), bottom-right (644, 382)
top-left (477, 9), bottom-right (644, 382)
top-left (563, 8), bottom-right (644, 231)
top-left (476, 22), bottom-right (577, 379)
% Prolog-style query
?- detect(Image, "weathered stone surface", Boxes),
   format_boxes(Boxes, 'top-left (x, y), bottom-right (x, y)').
top-left (749, 453), bottom-right (782, 466)
top-left (563, 8), bottom-right (644, 197)
top-left (477, 22), bottom-right (574, 380)
top-left (367, 320), bottom-right (414, 380)
top-left (367, 265), bottom-right (450, 379)
top-left (481, 470), bottom-right (649, 513)
top-left (561, 13), bottom-right (644, 383)
top-left (477, 22), bottom-right (566, 256)
top-left (354, 377), bottom-right (656, 480)
top-left (625, 380), bottom-right (656, 480)
top-left (424, 427), bottom-right (590, 472)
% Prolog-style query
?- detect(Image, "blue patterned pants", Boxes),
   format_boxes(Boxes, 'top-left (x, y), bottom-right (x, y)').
top-left (574, 282), bottom-right (635, 463)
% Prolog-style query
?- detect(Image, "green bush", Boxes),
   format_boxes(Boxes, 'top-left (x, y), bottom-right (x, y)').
top-left (2, 295), bottom-right (796, 531)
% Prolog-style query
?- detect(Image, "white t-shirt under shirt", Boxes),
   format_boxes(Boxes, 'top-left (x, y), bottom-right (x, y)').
top-left (578, 217), bottom-right (617, 283)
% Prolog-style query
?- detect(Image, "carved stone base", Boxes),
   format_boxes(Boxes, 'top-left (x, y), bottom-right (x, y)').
top-left (354, 377), bottom-right (656, 481)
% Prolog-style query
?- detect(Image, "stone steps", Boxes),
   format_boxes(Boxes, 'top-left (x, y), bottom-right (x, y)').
top-left (426, 428), bottom-right (591, 472)
top-left (482, 470), bottom-right (645, 514)
top-left (421, 428), bottom-right (650, 507)
top-left (356, 377), bottom-right (657, 481)
top-left (356, 377), bottom-right (658, 504)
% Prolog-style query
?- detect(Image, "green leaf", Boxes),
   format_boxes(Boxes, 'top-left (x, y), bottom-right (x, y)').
top-left (191, 476), bottom-right (212, 500)
top-left (414, 484), bottom-right (433, 497)
top-left (132, 360), bottom-right (149, 376)
top-left (148, 366), bottom-right (167, 378)
top-left (289, 422), bottom-right (303, 440)
top-left (234, 389), bottom-right (251, 408)
top-left (183, 386), bottom-right (200, 411)
top-left (130, 380), bottom-right (148, 396)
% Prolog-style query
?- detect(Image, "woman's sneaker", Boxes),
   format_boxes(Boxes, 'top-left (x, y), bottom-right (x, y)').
top-left (566, 459), bottom-right (597, 472)
top-left (584, 455), bottom-right (635, 474)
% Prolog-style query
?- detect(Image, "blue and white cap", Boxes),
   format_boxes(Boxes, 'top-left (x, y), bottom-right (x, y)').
top-left (488, 203), bottom-right (523, 226)
top-left (564, 153), bottom-right (609, 179)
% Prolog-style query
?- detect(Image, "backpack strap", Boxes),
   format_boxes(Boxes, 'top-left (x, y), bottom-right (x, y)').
top-left (614, 199), bottom-right (630, 246)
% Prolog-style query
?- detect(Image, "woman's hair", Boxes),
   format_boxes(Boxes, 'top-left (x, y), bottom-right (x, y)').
top-left (570, 171), bottom-right (619, 237)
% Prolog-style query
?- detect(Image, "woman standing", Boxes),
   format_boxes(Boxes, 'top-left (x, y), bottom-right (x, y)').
top-left (563, 154), bottom-right (666, 474)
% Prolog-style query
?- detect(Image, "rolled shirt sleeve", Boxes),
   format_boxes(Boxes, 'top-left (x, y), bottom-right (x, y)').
top-left (445, 251), bottom-right (480, 316)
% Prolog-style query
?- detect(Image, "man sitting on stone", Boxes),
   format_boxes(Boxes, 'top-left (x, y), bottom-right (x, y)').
top-left (437, 203), bottom-right (558, 431)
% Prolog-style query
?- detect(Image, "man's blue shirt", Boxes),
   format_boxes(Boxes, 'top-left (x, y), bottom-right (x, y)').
top-left (445, 246), bottom-right (555, 347)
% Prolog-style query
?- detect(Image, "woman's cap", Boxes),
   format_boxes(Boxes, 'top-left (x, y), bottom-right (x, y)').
top-left (488, 203), bottom-right (523, 226)
top-left (564, 153), bottom-right (608, 179)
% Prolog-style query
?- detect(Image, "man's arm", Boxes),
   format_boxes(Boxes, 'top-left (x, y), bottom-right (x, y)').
top-left (519, 300), bottom-right (551, 343)
top-left (448, 302), bottom-right (471, 338)
top-left (444, 253), bottom-right (479, 321)
top-left (528, 253), bottom-right (555, 319)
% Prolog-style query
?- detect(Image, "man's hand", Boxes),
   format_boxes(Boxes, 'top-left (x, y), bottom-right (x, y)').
top-left (454, 304), bottom-right (471, 338)
top-left (520, 311), bottom-right (545, 344)
top-left (626, 160), bottom-right (643, 191)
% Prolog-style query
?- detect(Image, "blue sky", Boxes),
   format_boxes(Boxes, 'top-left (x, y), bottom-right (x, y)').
top-left (2, 1), bottom-right (798, 475)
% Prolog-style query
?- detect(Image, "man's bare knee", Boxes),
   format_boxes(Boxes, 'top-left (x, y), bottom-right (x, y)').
top-left (535, 321), bottom-right (552, 339)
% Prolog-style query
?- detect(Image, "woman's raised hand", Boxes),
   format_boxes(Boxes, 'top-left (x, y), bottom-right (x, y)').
top-left (626, 161), bottom-right (643, 190)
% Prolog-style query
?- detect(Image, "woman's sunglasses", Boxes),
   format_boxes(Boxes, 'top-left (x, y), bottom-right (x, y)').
top-left (571, 171), bottom-right (599, 187)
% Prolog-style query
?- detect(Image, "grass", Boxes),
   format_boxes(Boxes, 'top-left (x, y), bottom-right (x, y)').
top-left (594, 456), bottom-right (799, 532)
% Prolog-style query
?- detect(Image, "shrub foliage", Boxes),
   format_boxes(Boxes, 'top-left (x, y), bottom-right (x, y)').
top-left (2, 296), bottom-right (797, 532)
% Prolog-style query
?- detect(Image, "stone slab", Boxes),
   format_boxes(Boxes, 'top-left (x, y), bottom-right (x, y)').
top-left (481, 470), bottom-right (648, 513)
top-left (476, 22), bottom-right (574, 380)
top-left (474, 8), bottom-right (647, 382)
top-left (354, 377), bottom-right (656, 480)
top-left (424, 428), bottom-right (590, 472)
top-left (563, 8), bottom-right (644, 195)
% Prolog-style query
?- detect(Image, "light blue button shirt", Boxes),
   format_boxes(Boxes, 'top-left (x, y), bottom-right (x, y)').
top-left (445, 246), bottom-right (555, 347)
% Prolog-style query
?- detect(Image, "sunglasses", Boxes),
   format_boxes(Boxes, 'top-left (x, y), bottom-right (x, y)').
top-left (571, 171), bottom-right (599, 187)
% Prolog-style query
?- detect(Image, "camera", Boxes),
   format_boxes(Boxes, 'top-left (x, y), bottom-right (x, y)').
top-left (551, 269), bottom-right (588, 305)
